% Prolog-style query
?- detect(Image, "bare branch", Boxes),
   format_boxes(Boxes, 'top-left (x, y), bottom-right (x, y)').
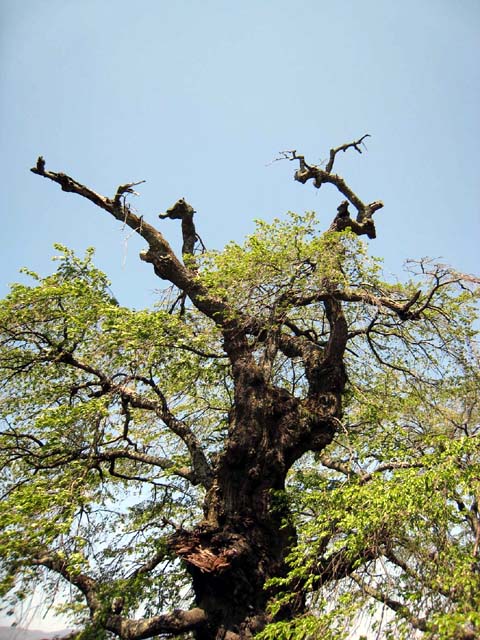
top-left (30, 158), bottom-right (232, 330)
top-left (279, 136), bottom-right (383, 235)
top-left (325, 134), bottom-right (371, 173)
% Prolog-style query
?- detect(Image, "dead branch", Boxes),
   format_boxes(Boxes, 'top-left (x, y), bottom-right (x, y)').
top-left (325, 134), bottom-right (371, 173)
top-left (30, 157), bottom-right (240, 333)
top-left (279, 136), bottom-right (384, 235)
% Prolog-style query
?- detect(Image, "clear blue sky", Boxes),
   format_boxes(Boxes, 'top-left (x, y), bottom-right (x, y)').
top-left (0, 0), bottom-right (479, 632)
top-left (1, 0), bottom-right (479, 310)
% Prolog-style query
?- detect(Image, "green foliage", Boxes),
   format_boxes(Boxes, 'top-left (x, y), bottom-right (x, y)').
top-left (199, 212), bottom-right (379, 320)
top-left (270, 345), bottom-right (480, 638)
top-left (0, 216), bottom-right (478, 639)
top-left (0, 247), bottom-right (207, 624)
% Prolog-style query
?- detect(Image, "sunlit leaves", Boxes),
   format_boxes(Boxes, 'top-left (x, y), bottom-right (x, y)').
top-left (0, 248), bottom-right (211, 621)
top-left (277, 359), bottom-right (480, 638)
top-left (0, 215), bottom-right (478, 638)
top-left (199, 212), bottom-right (380, 317)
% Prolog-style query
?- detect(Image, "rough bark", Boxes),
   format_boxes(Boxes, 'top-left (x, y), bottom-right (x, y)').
top-left (30, 138), bottom-right (386, 639)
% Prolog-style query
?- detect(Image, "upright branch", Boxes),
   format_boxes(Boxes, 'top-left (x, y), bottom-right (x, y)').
top-left (159, 198), bottom-right (205, 261)
top-left (325, 133), bottom-right (371, 173)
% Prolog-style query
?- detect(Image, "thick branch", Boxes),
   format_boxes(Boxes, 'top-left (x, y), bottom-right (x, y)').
top-left (109, 607), bottom-right (207, 639)
top-left (329, 200), bottom-right (383, 239)
top-left (30, 158), bottom-right (234, 330)
top-left (323, 297), bottom-right (348, 364)
top-left (33, 551), bottom-right (207, 639)
top-left (31, 159), bottom-right (174, 268)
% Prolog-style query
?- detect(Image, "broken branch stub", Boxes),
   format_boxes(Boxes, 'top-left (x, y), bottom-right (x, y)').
top-left (159, 198), bottom-right (197, 257)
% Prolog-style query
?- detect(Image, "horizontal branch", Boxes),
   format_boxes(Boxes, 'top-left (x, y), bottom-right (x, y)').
top-left (1, 435), bottom-right (198, 485)
top-left (34, 550), bottom-right (207, 639)
top-left (100, 448), bottom-right (198, 484)
top-left (109, 607), bottom-right (207, 639)
top-left (279, 287), bottom-right (424, 322)
top-left (319, 454), bottom-right (425, 485)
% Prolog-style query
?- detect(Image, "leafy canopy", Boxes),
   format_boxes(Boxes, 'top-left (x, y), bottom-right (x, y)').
top-left (0, 206), bottom-right (479, 640)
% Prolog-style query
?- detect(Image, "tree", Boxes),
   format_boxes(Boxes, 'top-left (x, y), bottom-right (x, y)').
top-left (0, 137), bottom-right (478, 640)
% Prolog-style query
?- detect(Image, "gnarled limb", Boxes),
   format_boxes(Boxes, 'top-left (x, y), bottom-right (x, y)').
top-left (33, 551), bottom-right (207, 638)
top-left (31, 159), bottom-right (233, 332)
top-left (329, 200), bottom-right (383, 239)
top-left (34, 551), bottom-right (207, 639)
top-left (279, 136), bottom-right (384, 235)
top-left (109, 607), bottom-right (207, 639)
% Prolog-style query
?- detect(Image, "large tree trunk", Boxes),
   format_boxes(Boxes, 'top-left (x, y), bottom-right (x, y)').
top-left (170, 356), bottom-right (344, 639)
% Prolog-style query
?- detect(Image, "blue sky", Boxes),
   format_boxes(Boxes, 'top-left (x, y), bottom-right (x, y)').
top-left (1, 0), bottom-right (479, 311)
top-left (0, 0), bottom-right (479, 632)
